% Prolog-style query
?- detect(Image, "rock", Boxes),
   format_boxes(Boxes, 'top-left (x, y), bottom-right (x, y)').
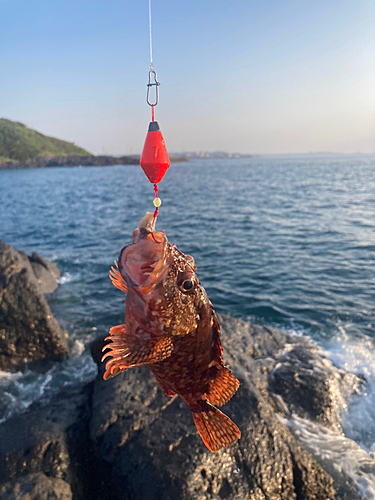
top-left (88, 321), bottom-right (341, 500)
top-left (1, 316), bottom-right (366, 499)
top-left (89, 366), bottom-right (337, 500)
top-left (0, 473), bottom-right (72, 500)
top-left (0, 384), bottom-right (94, 500)
top-left (28, 253), bottom-right (60, 294)
top-left (0, 241), bottom-right (68, 371)
top-left (219, 316), bottom-right (364, 498)
top-left (218, 316), bottom-right (362, 433)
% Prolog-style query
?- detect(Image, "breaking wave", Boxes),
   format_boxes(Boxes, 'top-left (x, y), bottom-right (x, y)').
top-left (0, 349), bottom-right (96, 424)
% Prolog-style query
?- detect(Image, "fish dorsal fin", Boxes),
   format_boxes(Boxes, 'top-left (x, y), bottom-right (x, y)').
top-left (211, 313), bottom-right (224, 363)
top-left (109, 261), bottom-right (128, 294)
top-left (101, 324), bottom-right (173, 380)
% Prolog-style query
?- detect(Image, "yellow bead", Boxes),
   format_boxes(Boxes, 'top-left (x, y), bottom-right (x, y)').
top-left (153, 197), bottom-right (162, 207)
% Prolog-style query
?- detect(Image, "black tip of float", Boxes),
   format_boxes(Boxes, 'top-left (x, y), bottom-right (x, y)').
top-left (148, 121), bottom-right (160, 132)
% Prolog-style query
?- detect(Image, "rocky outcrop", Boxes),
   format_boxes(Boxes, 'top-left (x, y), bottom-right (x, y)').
top-left (0, 385), bottom-right (94, 500)
top-left (0, 242), bottom-right (68, 371)
top-left (219, 316), bottom-right (361, 433)
top-left (28, 252), bottom-right (61, 295)
top-left (0, 316), bottom-right (368, 499)
top-left (0, 473), bottom-right (72, 500)
top-left (87, 319), bottom-right (342, 500)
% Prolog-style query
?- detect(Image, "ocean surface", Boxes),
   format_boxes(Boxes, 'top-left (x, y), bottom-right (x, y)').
top-left (1, 154), bottom-right (375, 496)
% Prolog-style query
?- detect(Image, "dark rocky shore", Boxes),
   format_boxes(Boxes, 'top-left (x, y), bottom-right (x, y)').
top-left (0, 242), bottom-right (68, 372)
top-left (0, 155), bottom-right (187, 170)
top-left (0, 243), bottom-right (368, 499)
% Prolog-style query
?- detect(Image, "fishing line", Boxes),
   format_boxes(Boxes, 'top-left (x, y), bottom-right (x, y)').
top-left (139, 0), bottom-right (170, 235)
top-left (148, 0), bottom-right (153, 69)
top-left (146, 0), bottom-right (159, 121)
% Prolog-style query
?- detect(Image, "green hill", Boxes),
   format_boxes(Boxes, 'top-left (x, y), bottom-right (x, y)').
top-left (0, 119), bottom-right (91, 162)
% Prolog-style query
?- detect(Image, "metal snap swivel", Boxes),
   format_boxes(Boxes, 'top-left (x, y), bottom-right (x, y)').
top-left (146, 69), bottom-right (160, 106)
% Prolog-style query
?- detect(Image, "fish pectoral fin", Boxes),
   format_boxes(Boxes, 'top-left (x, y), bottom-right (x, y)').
top-left (191, 401), bottom-right (241, 452)
top-left (206, 364), bottom-right (240, 407)
top-left (101, 325), bottom-right (173, 380)
top-left (109, 261), bottom-right (128, 294)
top-left (125, 335), bottom-right (174, 365)
top-left (101, 324), bottom-right (128, 380)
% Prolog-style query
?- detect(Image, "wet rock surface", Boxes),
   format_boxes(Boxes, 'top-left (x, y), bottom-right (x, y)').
top-left (87, 315), bottom-right (363, 500)
top-left (0, 242), bottom-right (67, 371)
top-left (0, 384), bottom-right (95, 500)
top-left (0, 315), bottom-right (366, 499)
top-left (28, 253), bottom-right (61, 295)
top-left (0, 473), bottom-right (72, 500)
top-left (89, 359), bottom-right (336, 500)
top-left (219, 316), bottom-right (361, 432)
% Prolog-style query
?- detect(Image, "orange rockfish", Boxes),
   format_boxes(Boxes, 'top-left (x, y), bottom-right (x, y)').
top-left (102, 212), bottom-right (240, 452)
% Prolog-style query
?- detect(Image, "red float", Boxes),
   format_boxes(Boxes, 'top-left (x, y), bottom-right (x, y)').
top-left (140, 121), bottom-right (170, 184)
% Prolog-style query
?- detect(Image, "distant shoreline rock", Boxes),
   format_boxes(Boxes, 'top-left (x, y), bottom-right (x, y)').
top-left (0, 242), bottom-right (68, 371)
top-left (0, 154), bottom-right (187, 170)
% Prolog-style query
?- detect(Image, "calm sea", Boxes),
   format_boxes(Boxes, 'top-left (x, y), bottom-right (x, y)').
top-left (1, 155), bottom-right (375, 494)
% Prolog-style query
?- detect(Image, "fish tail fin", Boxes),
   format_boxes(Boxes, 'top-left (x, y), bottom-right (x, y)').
top-left (109, 261), bottom-right (128, 294)
top-left (191, 401), bottom-right (240, 452)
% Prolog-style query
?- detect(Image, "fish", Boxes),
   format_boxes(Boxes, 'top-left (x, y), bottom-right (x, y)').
top-left (102, 212), bottom-right (240, 452)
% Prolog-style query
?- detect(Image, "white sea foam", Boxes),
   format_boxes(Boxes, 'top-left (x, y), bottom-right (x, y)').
top-left (285, 323), bottom-right (375, 452)
top-left (0, 370), bottom-right (23, 381)
top-left (279, 414), bottom-right (375, 500)
top-left (57, 272), bottom-right (80, 284)
top-left (0, 369), bottom-right (53, 423)
top-left (281, 322), bottom-right (375, 499)
top-left (0, 354), bottom-right (97, 424)
top-left (70, 338), bottom-right (86, 356)
top-left (325, 328), bottom-right (375, 454)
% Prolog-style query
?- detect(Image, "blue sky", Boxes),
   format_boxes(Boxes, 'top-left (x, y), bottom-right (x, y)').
top-left (1, 0), bottom-right (374, 154)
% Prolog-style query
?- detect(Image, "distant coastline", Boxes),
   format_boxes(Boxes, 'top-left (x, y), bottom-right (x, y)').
top-left (0, 152), bottom-right (256, 170)
top-left (176, 151), bottom-right (253, 160)
top-left (1, 151), bottom-right (370, 171)
top-left (0, 154), bottom-right (187, 170)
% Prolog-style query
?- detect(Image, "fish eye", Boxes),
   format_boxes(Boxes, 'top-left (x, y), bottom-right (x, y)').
top-left (181, 279), bottom-right (194, 291)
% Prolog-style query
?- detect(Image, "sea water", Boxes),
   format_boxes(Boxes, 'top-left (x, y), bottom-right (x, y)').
top-left (0, 154), bottom-right (375, 496)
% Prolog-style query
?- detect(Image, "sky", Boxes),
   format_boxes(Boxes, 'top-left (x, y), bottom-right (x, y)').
top-left (0, 0), bottom-right (374, 155)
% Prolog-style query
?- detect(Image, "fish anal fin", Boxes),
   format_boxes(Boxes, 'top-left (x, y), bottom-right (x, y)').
top-left (206, 364), bottom-right (240, 406)
top-left (109, 261), bottom-right (128, 294)
top-left (101, 324), bottom-right (173, 380)
top-left (192, 401), bottom-right (241, 452)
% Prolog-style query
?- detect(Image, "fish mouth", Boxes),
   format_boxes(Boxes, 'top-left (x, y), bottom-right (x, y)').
top-left (118, 212), bottom-right (172, 294)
